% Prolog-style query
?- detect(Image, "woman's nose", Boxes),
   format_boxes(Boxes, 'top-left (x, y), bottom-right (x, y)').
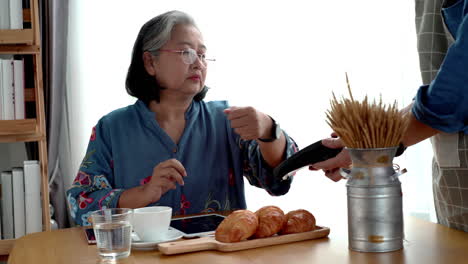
top-left (191, 56), bottom-right (206, 69)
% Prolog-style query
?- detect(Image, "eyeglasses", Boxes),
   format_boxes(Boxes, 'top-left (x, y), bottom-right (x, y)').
top-left (158, 48), bottom-right (216, 65)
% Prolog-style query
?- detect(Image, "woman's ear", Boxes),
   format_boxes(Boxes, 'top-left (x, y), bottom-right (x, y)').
top-left (143, 51), bottom-right (156, 76)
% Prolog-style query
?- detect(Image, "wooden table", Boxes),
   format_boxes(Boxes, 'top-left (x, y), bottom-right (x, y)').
top-left (8, 216), bottom-right (468, 264)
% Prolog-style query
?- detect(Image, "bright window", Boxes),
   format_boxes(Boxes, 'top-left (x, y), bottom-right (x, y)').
top-left (67, 0), bottom-right (434, 221)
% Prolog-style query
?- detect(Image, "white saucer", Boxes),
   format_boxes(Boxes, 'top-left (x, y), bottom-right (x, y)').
top-left (131, 227), bottom-right (183, 251)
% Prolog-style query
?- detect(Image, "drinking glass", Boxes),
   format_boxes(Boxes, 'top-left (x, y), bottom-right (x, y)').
top-left (91, 208), bottom-right (133, 260)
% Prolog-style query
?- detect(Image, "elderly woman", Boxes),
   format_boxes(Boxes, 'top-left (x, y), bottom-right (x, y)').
top-left (66, 10), bottom-right (298, 226)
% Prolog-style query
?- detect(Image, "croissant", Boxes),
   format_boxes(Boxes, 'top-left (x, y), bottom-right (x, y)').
top-left (280, 209), bottom-right (316, 234)
top-left (254, 206), bottom-right (286, 238)
top-left (215, 210), bottom-right (258, 243)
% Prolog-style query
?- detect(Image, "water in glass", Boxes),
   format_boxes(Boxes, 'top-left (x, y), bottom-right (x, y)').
top-left (94, 222), bottom-right (132, 259)
top-left (91, 208), bottom-right (133, 260)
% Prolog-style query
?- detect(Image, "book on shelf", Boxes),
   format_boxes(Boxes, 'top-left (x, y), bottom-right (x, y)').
top-left (24, 160), bottom-right (43, 234)
top-left (0, 0), bottom-right (10, 30)
top-left (1, 171), bottom-right (14, 239)
top-left (9, 0), bottom-right (23, 30)
top-left (0, 58), bottom-right (26, 120)
top-left (12, 167), bottom-right (26, 238)
top-left (13, 59), bottom-right (25, 119)
top-left (0, 161), bottom-right (42, 239)
top-left (0, 0), bottom-right (24, 30)
top-left (1, 59), bottom-right (15, 120)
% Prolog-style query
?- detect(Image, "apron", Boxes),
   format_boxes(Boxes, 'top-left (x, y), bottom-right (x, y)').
top-left (416, 0), bottom-right (467, 231)
top-left (433, 133), bottom-right (468, 232)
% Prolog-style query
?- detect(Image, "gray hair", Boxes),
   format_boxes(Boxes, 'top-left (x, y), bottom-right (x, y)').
top-left (142, 10), bottom-right (198, 54)
top-left (126, 10), bottom-right (209, 104)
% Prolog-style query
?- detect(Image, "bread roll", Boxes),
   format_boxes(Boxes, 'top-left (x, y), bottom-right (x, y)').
top-left (281, 209), bottom-right (316, 234)
top-left (254, 206), bottom-right (286, 238)
top-left (215, 210), bottom-right (258, 243)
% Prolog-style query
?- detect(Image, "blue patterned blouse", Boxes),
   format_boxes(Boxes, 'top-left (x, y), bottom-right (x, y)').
top-left (66, 100), bottom-right (298, 226)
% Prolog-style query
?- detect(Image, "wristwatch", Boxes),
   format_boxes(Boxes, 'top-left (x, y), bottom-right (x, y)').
top-left (258, 116), bottom-right (281, 142)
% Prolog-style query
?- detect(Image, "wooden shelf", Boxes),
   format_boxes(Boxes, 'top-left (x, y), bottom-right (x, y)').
top-left (0, 119), bottom-right (45, 143)
top-left (0, 119), bottom-right (37, 135)
top-left (0, 133), bottom-right (44, 143)
top-left (0, 29), bottom-right (34, 45)
top-left (0, 44), bottom-right (40, 54)
top-left (0, 0), bottom-right (51, 256)
top-left (0, 239), bottom-right (15, 255)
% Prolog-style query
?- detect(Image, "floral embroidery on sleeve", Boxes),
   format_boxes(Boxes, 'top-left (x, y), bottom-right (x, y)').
top-left (94, 175), bottom-right (111, 189)
top-left (78, 192), bottom-right (94, 209)
top-left (98, 189), bottom-right (124, 209)
top-left (71, 171), bottom-right (91, 188)
top-left (80, 149), bottom-right (96, 169)
top-left (66, 120), bottom-right (124, 226)
top-left (90, 126), bottom-right (96, 141)
top-left (67, 193), bottom-right (78, 219)
top-left (240, 131), bottom-right (298, 196)
top-left (81, 211), bottom-right (93, 226)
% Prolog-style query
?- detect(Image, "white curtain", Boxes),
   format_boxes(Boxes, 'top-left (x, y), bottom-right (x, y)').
top-left (67, 0), bottom-right (435, 221)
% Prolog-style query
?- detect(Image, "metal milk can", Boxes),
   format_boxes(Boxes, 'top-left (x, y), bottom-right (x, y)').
top-left (341, 147), bottom-right (404, 252)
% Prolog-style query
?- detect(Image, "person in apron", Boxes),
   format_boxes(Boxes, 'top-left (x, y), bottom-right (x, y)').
top-left (311, 0), bottom-right (468, 232)
top-left (415, 0), bottom-right (468, 233)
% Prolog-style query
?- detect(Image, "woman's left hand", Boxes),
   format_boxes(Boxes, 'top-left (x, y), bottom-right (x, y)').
top-left (224, 106), bottom-right (272, 140)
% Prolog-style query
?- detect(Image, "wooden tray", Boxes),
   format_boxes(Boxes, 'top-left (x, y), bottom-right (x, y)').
top-left (158, 226), bottom-right (330, 255)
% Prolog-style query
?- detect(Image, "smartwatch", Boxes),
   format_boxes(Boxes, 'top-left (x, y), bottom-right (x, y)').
top-left (258, 116), bottom-right (281, 142)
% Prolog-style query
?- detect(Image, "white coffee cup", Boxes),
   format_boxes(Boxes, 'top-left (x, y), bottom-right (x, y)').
top-left (133, 206), bottom-right (172, 241)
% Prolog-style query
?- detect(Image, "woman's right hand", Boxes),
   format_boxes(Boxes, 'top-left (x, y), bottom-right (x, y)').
top-left (143, 159), bottom-right (187, 203)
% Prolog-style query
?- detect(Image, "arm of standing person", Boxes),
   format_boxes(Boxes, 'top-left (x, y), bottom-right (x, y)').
top-left (408, 3), bottom-right (468, 142)
top-left (310, 1), bottom-right (468, 182)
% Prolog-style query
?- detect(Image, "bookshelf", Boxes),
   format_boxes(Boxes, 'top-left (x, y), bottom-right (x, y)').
top-left (0, 0), bottom-right (50, 255)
